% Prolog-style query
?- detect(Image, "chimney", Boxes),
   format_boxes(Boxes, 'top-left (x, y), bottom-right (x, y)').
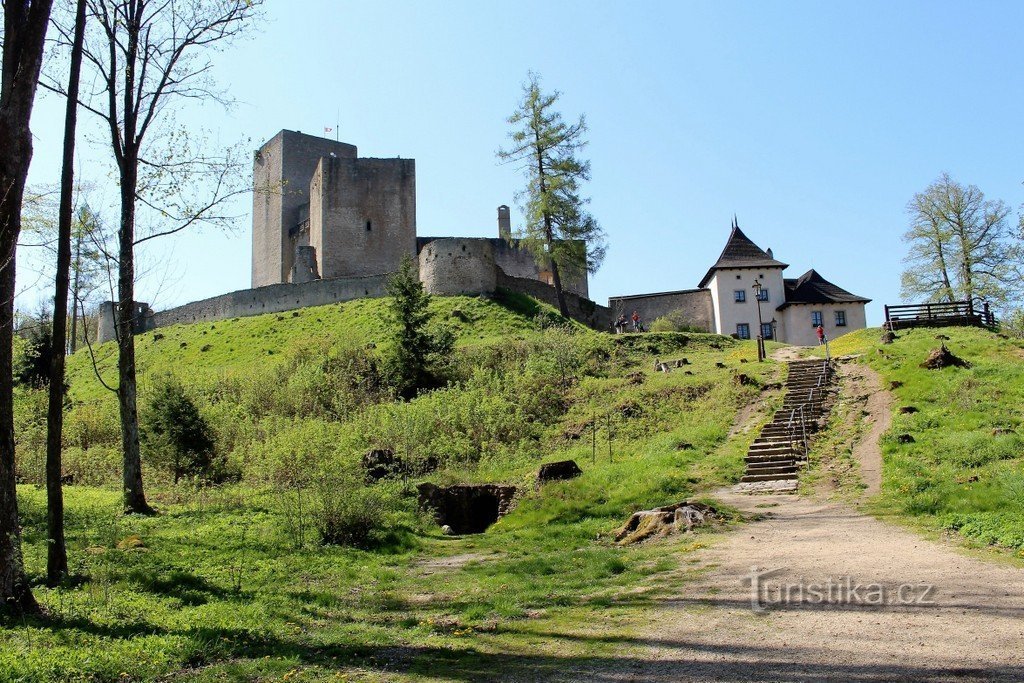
top-left (766, 247), bottom-right (773, 259)
top-left (497, 205), bottom-right (511, 240)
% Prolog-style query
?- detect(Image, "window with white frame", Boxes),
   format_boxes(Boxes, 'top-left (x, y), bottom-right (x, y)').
top-left (811, 311), bottom-right (823, 327)
top-left (761, 322), bottom-right (774, 339)
top-left (736, 323), bottom-right (751, 339)
top-left (757, 288), bottom-right (769, 302)
top-left (835, 310), bottom-right (847, 327)
top-left (734, 290), bottom-right (746, 303)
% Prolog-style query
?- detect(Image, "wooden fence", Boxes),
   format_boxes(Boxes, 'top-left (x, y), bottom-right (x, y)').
top-left (883, 301), bottom-right (997, 331)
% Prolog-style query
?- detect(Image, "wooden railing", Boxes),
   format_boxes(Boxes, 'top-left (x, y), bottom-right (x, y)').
top-left (883, 301), bottom-right (996, 330)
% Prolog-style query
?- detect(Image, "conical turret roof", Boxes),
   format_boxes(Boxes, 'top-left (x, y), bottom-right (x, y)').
top-left (698, 221), bottom-right (788, 287)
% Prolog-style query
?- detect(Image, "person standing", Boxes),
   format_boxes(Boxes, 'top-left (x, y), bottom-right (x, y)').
top-left (816, 324), bottom-right (826, 345)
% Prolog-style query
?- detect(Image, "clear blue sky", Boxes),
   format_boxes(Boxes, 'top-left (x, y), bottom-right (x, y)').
top-left (23, 0), bottom-right (1024, 325)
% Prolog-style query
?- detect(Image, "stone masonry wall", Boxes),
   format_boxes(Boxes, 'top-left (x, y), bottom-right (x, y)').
top-left (496, 270), bottom-right (612, 330)
top-left (311, 156), bottom-right (416, 280)
top-left (252, 130), bottom-right (358, 287)
top-left (419, 238), bottom-right (497, 295)
top-left (607, 289), bottom-right (714, 331)
top-left (97, 275), bottom-right (390, 342)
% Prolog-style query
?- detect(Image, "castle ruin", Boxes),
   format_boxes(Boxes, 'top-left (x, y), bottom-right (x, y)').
top-left (97, 130), bottom-right (600, 343)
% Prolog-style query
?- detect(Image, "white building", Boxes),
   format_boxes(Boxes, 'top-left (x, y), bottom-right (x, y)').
top-left (609, 219), bottom-right (870, 345)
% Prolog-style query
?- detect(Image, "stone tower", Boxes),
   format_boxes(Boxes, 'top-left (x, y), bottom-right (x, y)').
top-left (497, 204), bottom-right (511, 239)
top-left (251, 129), bottom-right (416, 287)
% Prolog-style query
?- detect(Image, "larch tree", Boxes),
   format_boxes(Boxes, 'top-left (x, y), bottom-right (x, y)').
top-left (497, 72), bottom-right (606, 317)
top-left (0, 0), bottom-right (54, 615)
top-left (901, 173), bottom-right (1020, 311)
top-left (48, 0), bottom-right (261, 513)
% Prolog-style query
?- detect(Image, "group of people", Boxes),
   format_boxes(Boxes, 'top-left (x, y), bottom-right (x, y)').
top-left (614, 310), bottom-right (645, 334)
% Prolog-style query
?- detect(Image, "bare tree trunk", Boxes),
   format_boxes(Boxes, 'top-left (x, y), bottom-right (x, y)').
top-left (45, 0), bottom-right (87, 585)
top-left (0, 0), bottom-right (53, 615)
top-left (117, 160), bottom-right (152, 515)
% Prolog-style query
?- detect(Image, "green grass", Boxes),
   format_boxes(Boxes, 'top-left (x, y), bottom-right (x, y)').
top-left (5, 292), bottom-right (784, 681)
top-left (811, 325), bottom-right (1024, 556)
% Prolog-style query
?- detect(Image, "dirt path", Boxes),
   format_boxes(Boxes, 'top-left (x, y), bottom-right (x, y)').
top-left (836, 358), bottom-right (892, 495)
top-left (613, 492), bottom-right (1024, 682)
top-left (581, 352), bottom-right (1024, 682)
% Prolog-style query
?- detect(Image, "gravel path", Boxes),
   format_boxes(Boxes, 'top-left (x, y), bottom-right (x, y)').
top-left (589, 357), bottom-right (1024, 682)
top-left (616, 491), bottom-right (1024, 682)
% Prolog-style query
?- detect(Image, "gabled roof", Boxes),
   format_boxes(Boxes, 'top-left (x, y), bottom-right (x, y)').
top-left (777, 269), bottom-right (871, 309)
top-left (698, 222), bottom-right (788, 288)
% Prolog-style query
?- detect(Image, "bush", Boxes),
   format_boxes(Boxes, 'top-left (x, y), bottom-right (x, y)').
top-left (141, 375), bottom-right (219, 484)
top-left (650, 310), bottom-right (706, 333)
top-left (316, 474), bottom-right (406, 549)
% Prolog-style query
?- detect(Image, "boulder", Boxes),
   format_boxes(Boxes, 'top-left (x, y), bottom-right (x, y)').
top-left (880, 330), bottom-right (897, 344)
top-left (538, 460), bottom-right (583, 484)
top-left (615, 501), bottom-right (718, 545)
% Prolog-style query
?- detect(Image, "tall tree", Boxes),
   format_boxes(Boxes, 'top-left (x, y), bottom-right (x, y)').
top-left (0, 0), bottom-right (54, 615)
top-left (497, 72), bottom-right (606, 317)
top-left (902, 173), bottom-right (1019, 310)
top-left (51, 0), bottom-right (260, 513)
top-left (45, 0), bottom-right (88, 585)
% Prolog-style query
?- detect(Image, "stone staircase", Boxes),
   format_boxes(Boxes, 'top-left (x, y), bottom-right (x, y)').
top-left (735, 358), bottom-right (836, 493)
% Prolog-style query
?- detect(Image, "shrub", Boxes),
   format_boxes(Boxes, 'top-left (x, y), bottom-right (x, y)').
top-left (141, 375), bottom-right (219, 484)
top-left (650, 310), bottom-right (706, 333)
top-left (316, 474), bottom-right (402, 549)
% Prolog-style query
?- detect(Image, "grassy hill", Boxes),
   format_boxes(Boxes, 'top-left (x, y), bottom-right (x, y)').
top-left (813, 325), bottom-right (1024, 555)
top-left (7, 292), bottom-right (783, 681)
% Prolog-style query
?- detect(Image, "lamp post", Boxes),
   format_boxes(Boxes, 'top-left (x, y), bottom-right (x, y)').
top-left (752, 279), bottom-right (765, 362)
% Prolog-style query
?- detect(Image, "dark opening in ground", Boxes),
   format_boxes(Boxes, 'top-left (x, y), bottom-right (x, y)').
top-left (417, 483), bottom-right (517, 534)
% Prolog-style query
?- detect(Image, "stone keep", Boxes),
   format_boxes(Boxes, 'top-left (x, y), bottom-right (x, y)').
top-left (252, 129), bottom-right (416, 287)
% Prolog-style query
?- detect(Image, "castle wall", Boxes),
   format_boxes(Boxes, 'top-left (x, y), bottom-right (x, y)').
top-left (419, 238), bottom-right (497, 295)
top-left (96, 275), bottom-right (390, 343)
top-left (311, 156), bottom-right (416, 280)
top-left (607, 289), bottom-right (714, 332)
top-left (496, 270), bottom-right (612, 330)
top-left (252, 130), bottom-right (357, 287)
top-left (491, 239), bottom-right (590, 299)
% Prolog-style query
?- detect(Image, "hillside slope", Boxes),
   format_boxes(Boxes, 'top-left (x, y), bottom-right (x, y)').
top-left (816, 325), bottom-right (1024, 554)
top-left (7, 292), bottom-right (786, 681)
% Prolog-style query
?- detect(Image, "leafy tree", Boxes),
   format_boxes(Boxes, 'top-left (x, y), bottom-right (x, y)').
top-left (46, 0), bottom-right (262, 514)
top-left (141, 375), bottom-right (215, 484)
top-left (383, 255), bottom-right (452, 398)
top-left (902, 173), bottom-right (1021, 311)
top-left (14, 310), bottom-right (54, 388)
top-left (0, 0), bottom-right (53, 617)
top-left (497, 72), bottom-right (606, 316)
